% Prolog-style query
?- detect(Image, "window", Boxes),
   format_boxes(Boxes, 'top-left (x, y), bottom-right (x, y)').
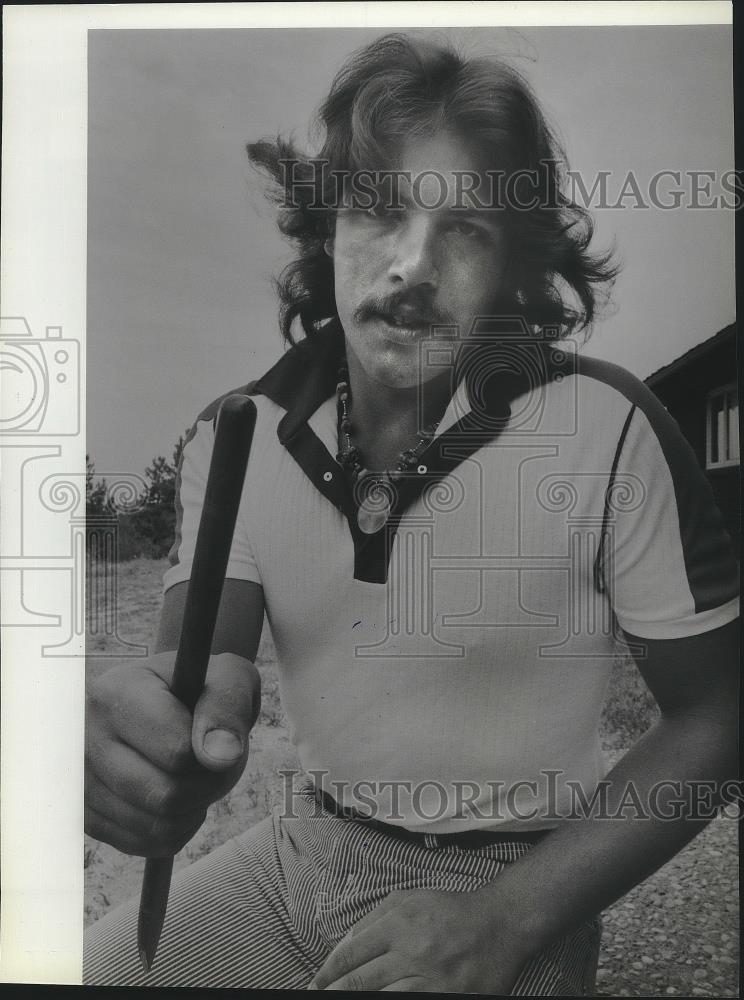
top-left (706, 384), bottom-right (739, 468)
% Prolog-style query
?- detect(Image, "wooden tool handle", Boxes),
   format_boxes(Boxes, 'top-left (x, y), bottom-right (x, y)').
top-left (170, 394), bottom-right (258, 709)
top-left (137, 394), bottom-right (257, 972)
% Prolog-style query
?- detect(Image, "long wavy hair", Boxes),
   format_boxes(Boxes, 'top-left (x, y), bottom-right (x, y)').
top-left (248, 33), bottom-right (618, 345)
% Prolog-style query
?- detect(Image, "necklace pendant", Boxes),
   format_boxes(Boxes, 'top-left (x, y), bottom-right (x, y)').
top-left (335, 361), bottom-right (445, 536)
top-left (356, 477), bottom-right (392, 535)
top-left (357, 498), bottom-right (391, 534)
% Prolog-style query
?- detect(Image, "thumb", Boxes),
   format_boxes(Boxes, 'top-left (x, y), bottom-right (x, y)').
top-left (191, 652), bottom-right (261, 772)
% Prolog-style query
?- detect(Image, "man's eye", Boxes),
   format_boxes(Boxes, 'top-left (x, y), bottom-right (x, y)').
top-left (366, 204), bottom-right (403, 220)
top-left (448, 219), bottom-right (482, 238)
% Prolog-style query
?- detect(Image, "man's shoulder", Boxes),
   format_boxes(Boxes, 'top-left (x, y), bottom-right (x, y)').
top-left (559, 353), bottom-right (709, 493)
top-left (570, 354), bottom-right (655, 404)
top-left (565, 353), bottom-right (674, 434)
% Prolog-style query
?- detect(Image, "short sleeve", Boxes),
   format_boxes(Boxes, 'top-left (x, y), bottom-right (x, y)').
top-left (162, 410), bottom-right (261, 594)
top-left (601, 396), bottom-right (739, 640)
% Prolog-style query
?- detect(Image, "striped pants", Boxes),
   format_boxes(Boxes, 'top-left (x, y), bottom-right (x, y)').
top-left (84, 784), bottom-right (602, 992)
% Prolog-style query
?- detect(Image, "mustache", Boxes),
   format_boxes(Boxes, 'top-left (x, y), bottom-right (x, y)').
top-left (353, 292), bottom-right (456, 328)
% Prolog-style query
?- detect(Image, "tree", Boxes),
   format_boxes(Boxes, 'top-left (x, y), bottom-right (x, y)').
top-left (144, 455), bottom-right (176, 508)
top-left (144, 430), bottom-right (187, 509)
top-left (88, 430), bottom-right (190, 560)
top-left (86, 454), bottom-right (108, 516)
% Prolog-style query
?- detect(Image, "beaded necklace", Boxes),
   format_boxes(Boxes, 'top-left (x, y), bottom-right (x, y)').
top-left (335, 361), bottom-right (443, 534)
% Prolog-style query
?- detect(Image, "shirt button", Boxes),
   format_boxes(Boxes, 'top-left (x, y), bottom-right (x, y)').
top-left (323, 471), bottom-right (333, 482)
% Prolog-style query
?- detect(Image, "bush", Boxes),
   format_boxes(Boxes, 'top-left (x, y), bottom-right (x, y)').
top-left (87, 436), bottom-right (186, 563)
top-left (115, 508), bottom-right (177, 562)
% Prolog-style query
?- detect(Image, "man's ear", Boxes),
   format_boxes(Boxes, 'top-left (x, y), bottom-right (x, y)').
top-left (324, 236), bottom-right (334, 258)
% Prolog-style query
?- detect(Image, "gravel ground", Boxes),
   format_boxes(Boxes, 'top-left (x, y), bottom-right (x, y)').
top-left (594, 752), bottom-right (739, 998)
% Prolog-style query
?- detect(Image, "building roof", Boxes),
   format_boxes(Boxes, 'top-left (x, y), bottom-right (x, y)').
top-left (645, 324), bottom-right (736, 389)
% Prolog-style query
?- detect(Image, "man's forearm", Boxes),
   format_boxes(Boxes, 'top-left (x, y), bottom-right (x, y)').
top-left (480, 709), bottom-right (737, 960)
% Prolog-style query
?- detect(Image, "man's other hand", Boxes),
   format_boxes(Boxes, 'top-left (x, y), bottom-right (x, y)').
top-left (85, 650), bottom-right (261, 857)
top-left (308, 886), bottom-right (531, 992)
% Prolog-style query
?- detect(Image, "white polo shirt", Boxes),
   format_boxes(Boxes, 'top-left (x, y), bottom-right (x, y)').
top-left (164, 323), bottom-right (739, 833)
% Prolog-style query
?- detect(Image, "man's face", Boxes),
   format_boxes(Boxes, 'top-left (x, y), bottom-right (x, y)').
top-left (330, 129), bottom-right (509, 389)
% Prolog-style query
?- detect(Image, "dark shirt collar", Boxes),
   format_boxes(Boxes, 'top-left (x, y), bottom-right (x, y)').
top-left (251, 320), bottom-right (346, 443)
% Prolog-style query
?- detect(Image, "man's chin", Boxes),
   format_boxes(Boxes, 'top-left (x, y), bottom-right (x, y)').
top-left (366, 362), bottom-right (427, 390)
top-left (343, 320), bottom-right (457, 389)
top-left (357, 354), bottom-right (449, 391)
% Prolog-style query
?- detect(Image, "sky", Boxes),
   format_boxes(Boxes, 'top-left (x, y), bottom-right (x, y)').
top-left (87, 24), bottom-right (735, 477)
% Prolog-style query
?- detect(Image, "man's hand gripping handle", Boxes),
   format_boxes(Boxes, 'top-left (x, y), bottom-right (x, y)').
top-left (137, 394), bottom-right (257, 972)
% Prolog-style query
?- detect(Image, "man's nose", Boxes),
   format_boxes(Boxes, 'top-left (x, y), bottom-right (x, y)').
top-left (387, 214), bottom-right (439, 289)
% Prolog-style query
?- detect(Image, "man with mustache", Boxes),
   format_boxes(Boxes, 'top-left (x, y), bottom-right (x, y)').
top-left (84, 34), bottom-right (739, 992)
